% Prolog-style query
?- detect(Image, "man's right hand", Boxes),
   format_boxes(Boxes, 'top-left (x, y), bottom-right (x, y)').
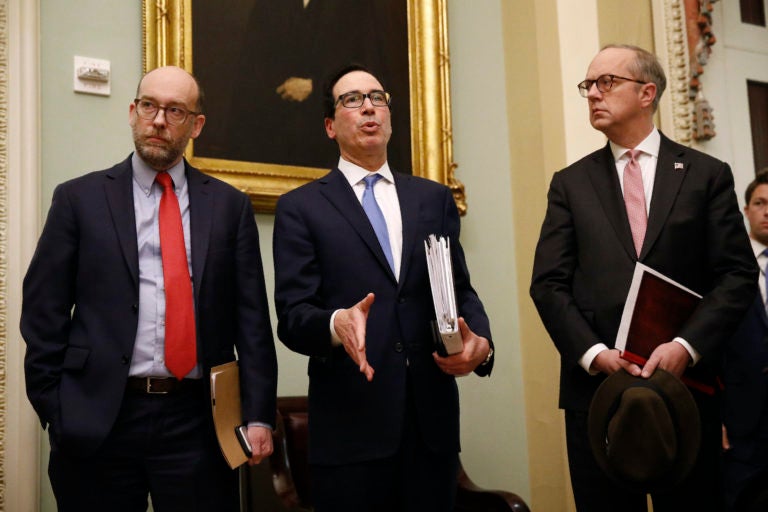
top-left (590, 348), bottom-right (642, 376)
top-left (333, 293), bottom-right (376, 381)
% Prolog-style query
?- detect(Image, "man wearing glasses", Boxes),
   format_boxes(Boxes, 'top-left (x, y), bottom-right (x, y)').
top-left (530, 44), bottom-right (757, 511)
top-left (273, 64), bottom-right (494, 511)
top-left (21, 66), bottom-right (277, 511)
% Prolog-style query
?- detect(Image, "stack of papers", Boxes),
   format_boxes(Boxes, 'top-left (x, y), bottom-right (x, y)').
top-left (424, 234), bottom-right (463, 355)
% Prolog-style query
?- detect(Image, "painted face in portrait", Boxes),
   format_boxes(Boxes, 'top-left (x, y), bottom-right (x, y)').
top-left (129, 66), bottom-right (206, 171)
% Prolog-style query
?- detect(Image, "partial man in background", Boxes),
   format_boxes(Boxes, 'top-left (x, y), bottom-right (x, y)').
top-left (21, 66), bottom-right (277, 511)
top-left (721, 168), bottom-right (768, 510)
top-left (530, 44), bottom-right (757, 511)
top-left (273, 64), bottom-right (494, 512)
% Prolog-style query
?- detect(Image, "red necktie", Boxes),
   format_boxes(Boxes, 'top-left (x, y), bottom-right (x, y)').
top-left (623, 149), bottom-right (647, 257)
top-left (156, 172), bottom-right (197, 380)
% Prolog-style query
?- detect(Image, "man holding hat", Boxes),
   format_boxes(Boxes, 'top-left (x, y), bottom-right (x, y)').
top-left (530, 44), bottom-right (757, 511)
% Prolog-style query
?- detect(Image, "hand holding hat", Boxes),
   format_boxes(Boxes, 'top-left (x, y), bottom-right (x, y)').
top-left (588, 369), bottom-right (701, 493)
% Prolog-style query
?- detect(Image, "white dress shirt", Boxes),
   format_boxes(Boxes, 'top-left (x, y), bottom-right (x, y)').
top-left (329, 157), bottom-right (403, 344)
top-left (579, 128), bottom-right (700, 373)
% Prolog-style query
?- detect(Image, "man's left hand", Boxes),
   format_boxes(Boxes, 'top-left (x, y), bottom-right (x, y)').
top-left (640, 340), bottom-right (691, 379)
top-left (246, 425), bottom-right (274, 465)
top-left (433, 317), bottom-right (491, 376)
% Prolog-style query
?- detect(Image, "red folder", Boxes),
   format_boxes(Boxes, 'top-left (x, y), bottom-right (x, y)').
top-left (616, 264), bottom-right (715, 395)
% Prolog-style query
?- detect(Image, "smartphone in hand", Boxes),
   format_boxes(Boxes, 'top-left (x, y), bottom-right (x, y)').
top-left (235, 425), bottom-right (252, 457)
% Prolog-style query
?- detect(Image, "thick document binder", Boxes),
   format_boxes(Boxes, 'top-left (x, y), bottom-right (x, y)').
top-left (615, 263), bottom-right (715, 395)
top-left (425, 234), bottom-right (463, 356)
top-left (210, 361), bottom-right (249, 469)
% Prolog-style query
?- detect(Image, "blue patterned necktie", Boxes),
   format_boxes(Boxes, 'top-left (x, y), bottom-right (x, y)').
top-left (362, 174), bottom-right (395, 273)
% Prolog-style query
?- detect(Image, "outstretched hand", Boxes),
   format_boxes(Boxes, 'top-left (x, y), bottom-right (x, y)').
top-left (334, 293), bottom-right (376, 381)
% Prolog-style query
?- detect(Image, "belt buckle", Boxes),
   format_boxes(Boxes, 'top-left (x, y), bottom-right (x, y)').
top-left (146, 378), bottom-right (169, 395)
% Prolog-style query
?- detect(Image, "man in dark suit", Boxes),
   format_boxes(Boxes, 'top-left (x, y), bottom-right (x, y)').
top-left (21, 66), bottom-right (277, 512)
top-left (722, 168), bottom-right (768, 510)
top-left (530, 44), bottom-right (757, 511)
top-left (273, 64), bottom-right (494, 512)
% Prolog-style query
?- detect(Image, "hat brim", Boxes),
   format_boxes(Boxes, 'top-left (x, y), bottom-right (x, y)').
top-left (588, 369), bottom-right (701, 493)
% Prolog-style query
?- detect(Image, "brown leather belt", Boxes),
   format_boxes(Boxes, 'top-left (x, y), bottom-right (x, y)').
top-left (126, 376), bottom-right (202, 395)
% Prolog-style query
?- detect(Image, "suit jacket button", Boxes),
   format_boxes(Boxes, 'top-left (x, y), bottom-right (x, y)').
top-left (121, 356), bottom-right (129, 365)
top-left (762, 366), bottom-right (768, 375)
top-left (131, 303), bottom-right (139, 313)
top-left (394, 342), bottom-right (404, 353)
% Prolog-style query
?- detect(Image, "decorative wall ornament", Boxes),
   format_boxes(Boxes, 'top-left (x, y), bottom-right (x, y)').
top-left (655, 0), bottom-right (694, 146)
top-left (685, 0), bottom-right (719, 140)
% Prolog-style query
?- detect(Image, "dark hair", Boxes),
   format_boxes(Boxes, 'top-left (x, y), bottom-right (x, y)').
top-left (745, 168), bottom-right (768, 205)
top-left (602, 44), bottom-right (666, 112)
top-left (136, 67), bottom-right (205, 113)
top-left (322, 63), bottom-right (385, 119)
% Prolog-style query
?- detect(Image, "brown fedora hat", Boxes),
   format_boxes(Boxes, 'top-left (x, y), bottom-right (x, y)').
top-left (588, 369), bottom-right (701, 493)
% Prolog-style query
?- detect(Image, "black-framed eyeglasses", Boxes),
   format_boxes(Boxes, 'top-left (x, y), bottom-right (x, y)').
top-left (577, 74), bottom-right (647, 97)
top-left (335, 90), bottom-right (391, 109)
top-left (133, 98), bottom-right (201, 125)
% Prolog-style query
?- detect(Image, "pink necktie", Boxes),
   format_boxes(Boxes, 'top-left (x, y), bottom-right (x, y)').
top-left (156, 172), bottom-right (197, 380)
top-left (623, 149), bottom-right (647, 256)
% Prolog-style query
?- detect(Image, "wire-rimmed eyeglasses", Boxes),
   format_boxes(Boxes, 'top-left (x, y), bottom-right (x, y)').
top-left (133, 98), bottom-right (202, 125)
top-left (577, 74), bottom-right (647, 97)
top-left (335, 90), bottom-right (391, 109)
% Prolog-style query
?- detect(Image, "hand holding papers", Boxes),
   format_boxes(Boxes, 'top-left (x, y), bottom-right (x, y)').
top-left (615, 263), bottom-right (714, 394)
top-left (425, 234), bottom-right (463, 356)
top-left (210, 361), bottom-right (250, 469)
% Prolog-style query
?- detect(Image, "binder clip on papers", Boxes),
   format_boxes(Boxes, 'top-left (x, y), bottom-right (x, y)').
top-left (425, 234), bottom-right (463, 356)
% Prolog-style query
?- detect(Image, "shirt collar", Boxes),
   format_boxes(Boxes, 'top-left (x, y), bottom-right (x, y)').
top-left (336, 156), bottom-right (394, 187)
top-left (609, 127), bottom-right (660, 162)
top-left (131, 152), bottom-right (187, 196)
top-left (750, 237), bottom-right (768, 261)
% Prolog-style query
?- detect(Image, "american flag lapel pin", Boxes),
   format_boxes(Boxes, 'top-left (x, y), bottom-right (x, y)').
top-left (674, 162), bottom-right (684, 170)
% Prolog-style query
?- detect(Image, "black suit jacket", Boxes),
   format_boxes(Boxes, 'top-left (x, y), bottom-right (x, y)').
top-left (21, 156), bottom-right (277, 455)
top-left (530, 133), bottom-right (757, 411)
top-left (273, 168), bottom-right (492, 465)
top-left (723, 294), bottom-right (768, 439)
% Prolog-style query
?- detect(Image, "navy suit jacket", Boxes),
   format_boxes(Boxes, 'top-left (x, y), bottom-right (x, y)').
top-left (723, 294), bottom-right (768, 439)
top-left (531, 133), bottom-right (757, 411)
top-left (273, 168), bottom-right (492, 465)
top-left (21, 156), bottom-right (277, 455)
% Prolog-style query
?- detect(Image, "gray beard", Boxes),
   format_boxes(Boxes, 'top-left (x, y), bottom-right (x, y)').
top-left (134, 140), bottom-right (182, 170)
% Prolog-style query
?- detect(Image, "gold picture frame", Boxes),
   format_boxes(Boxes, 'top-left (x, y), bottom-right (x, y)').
top-left (142, 0), bottom-right (466, 214)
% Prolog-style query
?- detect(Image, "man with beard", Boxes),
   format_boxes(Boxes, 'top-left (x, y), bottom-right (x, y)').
top-left (21, 66), bottom-right (277, 511)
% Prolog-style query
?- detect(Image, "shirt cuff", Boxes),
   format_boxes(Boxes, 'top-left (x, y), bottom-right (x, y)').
top-left (579, 343), bottom-right (610, 375)
top-left (247, 421), bottom-right (274, 431)
top-left (329, 309), bottom-right (342, 347)
top-left (672, 337), bottom-right (700, 365)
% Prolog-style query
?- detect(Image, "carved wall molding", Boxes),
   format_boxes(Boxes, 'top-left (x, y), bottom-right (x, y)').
top-left (653, 0), bottom-right (719, 144)
top-left (654, 0), bottom-right (694, 145)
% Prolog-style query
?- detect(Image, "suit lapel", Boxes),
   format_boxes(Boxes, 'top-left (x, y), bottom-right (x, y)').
top-left (641, 133), bottom-right (687, 259)
top-left (186, 164), bottom-right (213, 304)
top-left (587, 144), bottom-right (637, 260)
top-left (319, 169), bottom-right (397, 282)
top-left (104, 158), bottom-right (139, 287)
